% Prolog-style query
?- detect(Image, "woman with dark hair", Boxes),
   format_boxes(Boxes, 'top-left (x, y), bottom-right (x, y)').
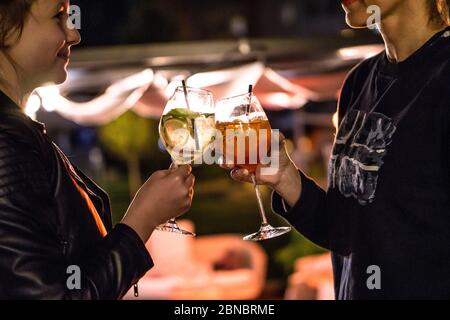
top-left (0, 0), bottom-right (195, 299)
top-left (233, 0), bottom-right (450, 299)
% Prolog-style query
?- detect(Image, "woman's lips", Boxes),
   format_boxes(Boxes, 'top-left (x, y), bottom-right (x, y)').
top-left (57, 49), bottom-right (70, 60)
top-left (342, 0), bottom-right (359, 6)
top-left (57, 54), bottom-right (69, 62)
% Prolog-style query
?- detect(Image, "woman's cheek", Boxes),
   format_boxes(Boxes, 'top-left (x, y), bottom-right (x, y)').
top-left (48, 25), bottom-right (67, 60)
top-left (20, 26), bottom-right (64, 68)
top-left (24, 34), bottom-right (67, 85)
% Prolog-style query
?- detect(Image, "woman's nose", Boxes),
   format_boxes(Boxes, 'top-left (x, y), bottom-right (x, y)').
top-left (67, 28), bottom-right (81, 47)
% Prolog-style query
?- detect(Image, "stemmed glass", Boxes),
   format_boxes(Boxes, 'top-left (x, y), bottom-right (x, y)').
top-left (215, 90), bottom-right (292, 241)
top-left (158, 85), bottom-right (215, 235)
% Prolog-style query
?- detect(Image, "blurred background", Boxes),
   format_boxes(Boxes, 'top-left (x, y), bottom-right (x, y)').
top-left (30, 0), bottom-right (384, 300)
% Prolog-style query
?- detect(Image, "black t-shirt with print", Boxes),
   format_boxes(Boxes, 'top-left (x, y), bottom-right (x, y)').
top-left (272, 27), bottom-right (450, 299)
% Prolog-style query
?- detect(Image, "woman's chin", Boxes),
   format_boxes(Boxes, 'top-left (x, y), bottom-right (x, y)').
top-left (51, 68), bottom-right (69, 85)
top-left (345, 12), bottom-right (370, 29)
top-left (52, 58), bottom-right (70, 84)
top-left (54, 73), bottom-right (68, 85)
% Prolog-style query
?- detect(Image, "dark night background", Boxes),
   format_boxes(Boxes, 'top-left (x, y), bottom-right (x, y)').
top-left (71, 0), bottom-right (349, 47)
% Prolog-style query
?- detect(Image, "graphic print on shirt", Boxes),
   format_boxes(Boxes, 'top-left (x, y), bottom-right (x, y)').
top-left (329, 109), bottom-right (397, 205)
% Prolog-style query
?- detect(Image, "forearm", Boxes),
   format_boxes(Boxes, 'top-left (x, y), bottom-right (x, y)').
top-left (121, 213), bottom-right (157, 244)
top-left (271, 170), bottom-right (332, 251)
top-left (75, 223), bottom-right (153, 299)
top-left (0, 222), bottom-right (153, 299)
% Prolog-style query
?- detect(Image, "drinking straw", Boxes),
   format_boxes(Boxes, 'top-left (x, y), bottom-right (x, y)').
top-left (246, 84), bottom-right (253, 116)
top-left (182, 80), bottom-right (191, 110)
top-left (182, 80), bottom-right (200, 151)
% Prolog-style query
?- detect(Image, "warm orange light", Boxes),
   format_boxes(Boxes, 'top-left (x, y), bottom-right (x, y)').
top-left (338, 44), bottom-right (383, 60)
top-left (332, 112), bottom-right (339, 131)
top-left (298, 136), bottom-right (313, 154)
top-left (25, 94), bottom-right (41, 119)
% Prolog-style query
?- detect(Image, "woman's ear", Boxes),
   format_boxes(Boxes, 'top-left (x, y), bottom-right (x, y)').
top-left (437, 0), bottom-right (450, 25)
top-left (1, 26), bottom-right (21, 50)
top-left (430, 0), bottom-right (450, 26)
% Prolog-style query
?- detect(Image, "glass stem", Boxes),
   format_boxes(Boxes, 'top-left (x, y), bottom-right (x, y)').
top-left (170, 162), bottom-right (178, 225)
top-left (251, 174), bottom-right (269, 226)
top-left (167, 163), bottom-right (179, 226)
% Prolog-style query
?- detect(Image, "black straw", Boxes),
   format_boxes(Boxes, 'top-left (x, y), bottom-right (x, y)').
top-left (181, 80), bottom-right (200, 151)
top-left (181, 80), bottom-right (191, 110)
top-left (246, 84), bottom-right (253, 115)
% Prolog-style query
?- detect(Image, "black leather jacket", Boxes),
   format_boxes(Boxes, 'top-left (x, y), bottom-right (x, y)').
top-left (0, 90), bottom-right (153, 299)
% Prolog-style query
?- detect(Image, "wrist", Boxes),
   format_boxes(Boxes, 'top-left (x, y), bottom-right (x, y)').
top-left (273, 163), bottom-right (301, 207)
top-left (121, 215), bottom-right (156, 244)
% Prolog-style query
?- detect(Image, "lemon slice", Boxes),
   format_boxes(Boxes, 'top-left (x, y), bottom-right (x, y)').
top-left (169, 108), bottom-right (200, 119)
top-left (163, 118), bottom-right (190, 148)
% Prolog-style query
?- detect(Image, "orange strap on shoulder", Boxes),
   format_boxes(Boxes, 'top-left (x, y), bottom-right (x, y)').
top-left (54, 143), bottom-right (108, 237)
top-left (68, 173), bottom-right (108, 237)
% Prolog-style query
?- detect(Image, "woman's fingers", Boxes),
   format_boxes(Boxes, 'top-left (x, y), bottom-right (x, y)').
top-left (230, 168), bottom-right (252, 183)
top-left (278, 132), bottom-right (286, 144)
top-left (184, 174), bottom-right (195, 188)
top-left (219, 163), bottom-right (235, 170)
top-left (170, 164), bottom-right (192, 178)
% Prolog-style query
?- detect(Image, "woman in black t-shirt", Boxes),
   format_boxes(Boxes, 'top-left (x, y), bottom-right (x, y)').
top-left (233, 0), bottom-right (450, 299)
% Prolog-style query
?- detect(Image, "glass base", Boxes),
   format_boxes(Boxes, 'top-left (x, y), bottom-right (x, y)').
top-left (243, 223), bottom-right (291, 241)
top-left (155, 221), bottom-right (196, 236)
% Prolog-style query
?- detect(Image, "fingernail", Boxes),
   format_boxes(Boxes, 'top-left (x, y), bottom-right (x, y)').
top-left (232, 169), bottom-right (242, 178)
top-left (234, 169), bottom-right (244, 177)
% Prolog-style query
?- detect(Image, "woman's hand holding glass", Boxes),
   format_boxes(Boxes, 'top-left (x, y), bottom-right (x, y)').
top-left (228, 132), bottom-right (302, 208)
top-left (157, 86), bottom-right (215, 235)
top-left (215, 92), bottom-right (293, 240)
top-left (121, 164), bottom-right (195, 243)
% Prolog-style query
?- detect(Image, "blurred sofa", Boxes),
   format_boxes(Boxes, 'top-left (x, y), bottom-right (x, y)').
top-left (124, 220), bottom-right (267, 300)
top-left (284, 252), bottom-right (334, 300)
